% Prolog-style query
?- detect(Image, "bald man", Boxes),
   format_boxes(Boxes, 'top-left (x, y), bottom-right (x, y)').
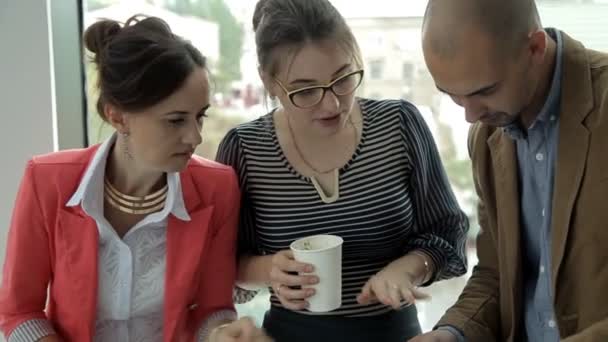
top-left (410, 0), bottom-right (608, 341)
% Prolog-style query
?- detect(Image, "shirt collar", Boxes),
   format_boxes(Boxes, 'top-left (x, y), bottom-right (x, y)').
top-left (504, 28), bottom-right (563, 140)
top-left (66, 133), bottom-right (190, 222)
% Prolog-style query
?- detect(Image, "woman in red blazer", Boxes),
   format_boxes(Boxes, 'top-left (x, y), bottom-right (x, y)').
top-left (0, 15), bottom-right (270, 342)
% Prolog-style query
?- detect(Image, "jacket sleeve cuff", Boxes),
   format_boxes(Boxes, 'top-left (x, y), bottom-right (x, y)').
top-left (197, 309), bottom-right (237, 342)
top-left (8, 319), bottom-right (55, 342)
top-left (436, 325), bottom-right (466, 342)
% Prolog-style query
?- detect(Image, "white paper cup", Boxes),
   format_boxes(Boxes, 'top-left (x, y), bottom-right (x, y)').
top-left (290, 234), bottom-right (343, 312)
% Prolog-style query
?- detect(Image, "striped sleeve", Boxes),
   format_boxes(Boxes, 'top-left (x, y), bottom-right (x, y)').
top-left (216, 128), bottom-right (263, 257)
top-left (216, 128), bottom-right (260, 303)
top-left (399, 101), bottom-right (469, 283)
top-left (7, 319), bottom-right (55, 342)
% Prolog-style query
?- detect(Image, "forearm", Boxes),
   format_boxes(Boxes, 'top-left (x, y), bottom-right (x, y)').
top-left (391, 250), bottom-right (435, 286)
top-left (237, 254), bottom-right (273, 286)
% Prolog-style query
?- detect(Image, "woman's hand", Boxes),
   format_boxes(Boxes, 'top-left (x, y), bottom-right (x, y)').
top-left (210, 317), bottom-right (273, 342)
top-left (357, 255), bottom-right (431, 309)
top-left (37, 335), bottom-right (63, 342)
top-left (268, 250), bottom-right (319, 310)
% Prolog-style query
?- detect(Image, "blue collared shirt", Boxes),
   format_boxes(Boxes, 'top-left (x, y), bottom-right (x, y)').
top-left (503, 28), bottom-right (563, 342)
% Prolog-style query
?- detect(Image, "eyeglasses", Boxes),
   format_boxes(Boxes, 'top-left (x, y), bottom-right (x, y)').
top-left (274, 69), bottom-right (364, 109)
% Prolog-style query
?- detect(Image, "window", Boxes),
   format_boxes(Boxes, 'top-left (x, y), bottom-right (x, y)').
top-left (83, 0), bottom-right (246, 159)
top-left (368, 59), bottom-right (385, 80)
top-left (402, 62), bottom-right (414, 82)
top-left (79, 0), bottom-right (608, 332)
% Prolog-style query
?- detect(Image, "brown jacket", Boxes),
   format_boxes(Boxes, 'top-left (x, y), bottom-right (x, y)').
top-left (437, 33), bottom-right (608, 341)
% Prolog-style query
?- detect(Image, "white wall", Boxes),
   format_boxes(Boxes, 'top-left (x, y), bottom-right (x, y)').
top-left (0, 1), bottom-right (56, 340)
top-left (50, 0), bottom-right (87, 149)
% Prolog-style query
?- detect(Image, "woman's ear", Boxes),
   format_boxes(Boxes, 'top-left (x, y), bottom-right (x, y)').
top-left (104, 104), bottom-right (129, 134)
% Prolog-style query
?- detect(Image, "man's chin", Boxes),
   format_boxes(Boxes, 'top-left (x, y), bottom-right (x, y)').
top-left (481, 113), bottom-right (518, 127)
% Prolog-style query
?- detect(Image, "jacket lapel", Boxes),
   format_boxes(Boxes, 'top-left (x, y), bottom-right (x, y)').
top-left (163, 170), bottom-right (215, 342)
top-left (487, 130), bottom-right (523, 340)
top-left (550, 33), bottom-right (594, 295)
top-left (56, 206), bottom-right (99, 340)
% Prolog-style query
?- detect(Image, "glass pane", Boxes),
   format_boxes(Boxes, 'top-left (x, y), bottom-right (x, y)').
top-left (82, 0), bottom-right (244, 160)
top-left (80, 0), bottom-right (608, 332)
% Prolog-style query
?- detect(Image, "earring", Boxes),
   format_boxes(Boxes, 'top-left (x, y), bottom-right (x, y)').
top-left (121, 131), bottom-right (133, 159)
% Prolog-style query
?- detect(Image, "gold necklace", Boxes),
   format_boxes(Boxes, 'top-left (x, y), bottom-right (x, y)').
top-left (285, 114), bottom-right (359, 175)
top-left (285, 113), bottom-right (360, 204)
top-left (104, 177), bottom-right (168, 215)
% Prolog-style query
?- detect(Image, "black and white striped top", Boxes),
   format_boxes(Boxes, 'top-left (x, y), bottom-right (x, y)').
top-left (216, 98), bottom-right (468, 317)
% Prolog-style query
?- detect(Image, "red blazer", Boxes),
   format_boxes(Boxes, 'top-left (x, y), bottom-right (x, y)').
top-left (0, 145), bottom-right (240, 342)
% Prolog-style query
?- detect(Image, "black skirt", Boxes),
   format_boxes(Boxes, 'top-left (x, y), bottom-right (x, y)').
top-left (262, 305), bottom-right (422, 342)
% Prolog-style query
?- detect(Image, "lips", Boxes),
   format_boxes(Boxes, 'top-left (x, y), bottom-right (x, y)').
top-left (317, 113), bottom-right (341, 121)
top-left (175, 150), bottom-right (194, 156)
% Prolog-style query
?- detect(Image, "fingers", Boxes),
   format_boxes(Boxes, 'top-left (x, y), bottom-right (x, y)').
top-left (269, 268), bottom-right (318, 287)
top-left (273, 284), bottom-right (314, 310)
top-left (276, 285), bottom-right (315, 301)
top-left (358, 274), bottom-right (431, 309)
top-left (269, 250), bottom-right (319, 311)
top-left (222, 317), bottom-right (254, 338)
top-left (410, 287), bottom-right (431, 301)
top-left (372, 280), bottom-right (401, 309)
top-left (273, 250), bottom-right (314, 273)
top-left (250, 328), bottom-right (274, 342)
top-left (386, 283), bottom-right (402, 309)
top-left (356, 278), bottom-right (376, 304)
top-left (237, 319), bottom-right (272, 342)
top-left (371, 278), bottom-right (392, 307)
top-left (236, 317), bottom-right (257, 340)
top-left (270, 250), bottom-right (318, 288)
top-left (396, 285), bottom-right (430, 308)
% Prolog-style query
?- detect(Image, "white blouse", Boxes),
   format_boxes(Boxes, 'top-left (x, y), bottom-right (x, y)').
top-left (66, 134), bottom-right (191, 342)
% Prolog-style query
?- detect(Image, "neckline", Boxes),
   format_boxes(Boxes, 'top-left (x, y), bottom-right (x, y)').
top-left (269, 97), bottom-right (368, 183)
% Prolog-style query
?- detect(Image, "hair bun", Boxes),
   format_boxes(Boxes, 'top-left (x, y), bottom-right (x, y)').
top-left (127, 15), bottom-right (173, 37)
top-left (83, 19), bottom-right (122, 58)
top-left (252, 0), bottom-right (271, 32)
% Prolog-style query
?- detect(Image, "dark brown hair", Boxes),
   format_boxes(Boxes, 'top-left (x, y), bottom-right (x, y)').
top-left (84, 15), bottom-right (206, 121)
top-left (252, 0), bottom-right (362, 77)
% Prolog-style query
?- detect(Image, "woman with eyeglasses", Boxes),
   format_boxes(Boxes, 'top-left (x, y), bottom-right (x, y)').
top-left (216, 0), bottom-right (469, 341)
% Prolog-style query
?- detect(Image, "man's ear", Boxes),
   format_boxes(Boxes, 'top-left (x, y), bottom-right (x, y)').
top-left (527, 29), bottom-right (548, 66)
